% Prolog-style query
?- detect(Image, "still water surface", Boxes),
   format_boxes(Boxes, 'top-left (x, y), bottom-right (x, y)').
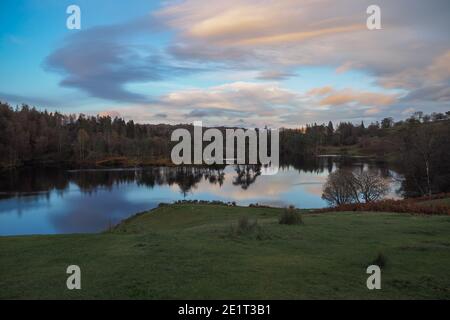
top-left (0, 157), bottom-right (401, 235)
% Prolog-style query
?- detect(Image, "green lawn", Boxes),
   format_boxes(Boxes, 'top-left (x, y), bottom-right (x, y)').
top-left (1, 204), bottom-right (449, 299)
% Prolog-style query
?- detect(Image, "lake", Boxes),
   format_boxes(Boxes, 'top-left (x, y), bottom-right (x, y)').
top-left (0, 157), bottom-right (401, 235)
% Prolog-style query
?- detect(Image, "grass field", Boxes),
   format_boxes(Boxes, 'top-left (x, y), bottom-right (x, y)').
top-left (1, 204), bottom-right (449, 299)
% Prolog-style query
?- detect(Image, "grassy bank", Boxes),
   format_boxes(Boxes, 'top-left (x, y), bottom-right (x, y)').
top-left (1, 204), bottom-right (449, 299)
top-left (318, 145), bottom-right (371, 157)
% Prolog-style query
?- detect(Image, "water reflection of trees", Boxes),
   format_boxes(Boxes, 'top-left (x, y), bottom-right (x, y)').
top-left (0, 166), bottom-right (228, 198)
top-left (0, 157), bottom-right (397, 200)
top-left (232, 165), bottom-right (261, 190)
top-left (280, 155), bottom-right (335, 174)
top-left (70, 167), bottom-right (228, 197)
top-left (280, 155), bottom-right (393, 178)
top-left (138, 167), bottom-right (226, 196)
top-left (0, 167), bottom-right (69, 198)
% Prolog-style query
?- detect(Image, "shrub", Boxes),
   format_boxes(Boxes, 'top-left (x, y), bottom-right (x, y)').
top-left (279, 205), bottom-right (303, 225)
top-left (236, 216), bottom-right (258, 234)
top-left (227, 217), bottom-right (270, 240)
top-left (369, 252), bottom-right (387, 268)
top-left (413, 192), bottom-right (450, 202)
top-left (249, 203), bottom-right (271, 208)
top-left (315, 198), bottom-right (450, 215)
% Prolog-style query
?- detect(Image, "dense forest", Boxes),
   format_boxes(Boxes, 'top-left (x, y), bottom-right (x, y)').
top-left (1, 101), bottom-right (449, 197)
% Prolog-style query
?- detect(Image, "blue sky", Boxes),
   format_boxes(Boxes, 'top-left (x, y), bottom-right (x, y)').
top-left (1, 0), bottom-right (449, 127)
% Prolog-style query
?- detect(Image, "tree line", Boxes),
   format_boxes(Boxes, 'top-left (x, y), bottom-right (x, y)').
top-left (1, 101), bottom-right (449, 197)
top-left (0, 102), bottom-right (177, 168)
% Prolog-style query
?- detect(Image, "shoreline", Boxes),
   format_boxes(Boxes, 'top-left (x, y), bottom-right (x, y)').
top-left (0, 152), bottom-right (389, 171)
top-left (2, 195), bottom-right (449, 238)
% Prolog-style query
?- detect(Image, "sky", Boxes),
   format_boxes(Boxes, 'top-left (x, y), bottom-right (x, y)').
top-left (0, 0), bottom-right (449, 128)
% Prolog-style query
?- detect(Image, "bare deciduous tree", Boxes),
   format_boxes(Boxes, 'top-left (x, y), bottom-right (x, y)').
top-left (321, 170), bottom-right (358, 206)
top-left (322, 169), bottom-right (390, 206)
top-left (353, 171), bottom-right (390, 203)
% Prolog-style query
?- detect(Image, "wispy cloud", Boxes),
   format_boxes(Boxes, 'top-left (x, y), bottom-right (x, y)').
top-left (44, 16), bottom-right (201, 103)
top-left (37, 0), bottom-right (450, 125)
top-left (311, 87), bottom-right (398, 107)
